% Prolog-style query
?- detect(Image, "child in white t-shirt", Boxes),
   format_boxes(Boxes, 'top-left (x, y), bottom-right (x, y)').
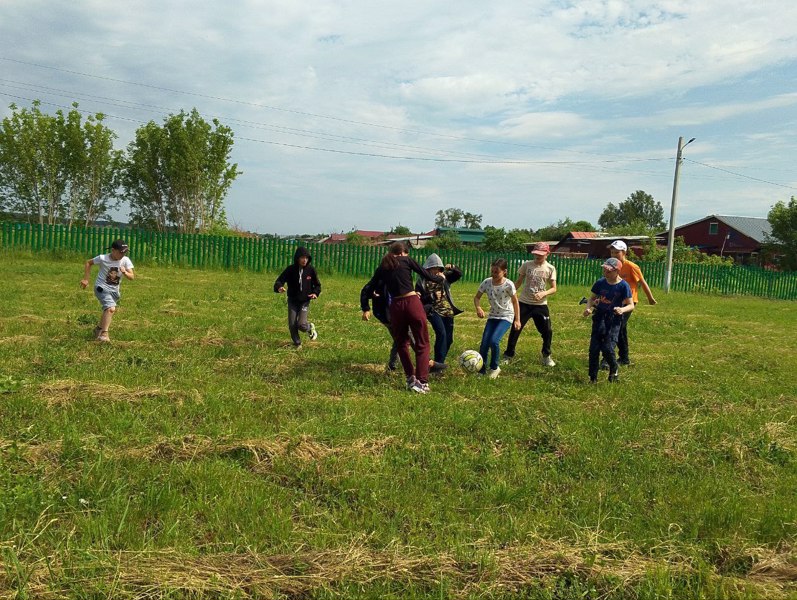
top-left (473, 258), bottom-right (521, 378)
top-left (80, 239), bottom-right (135, 342)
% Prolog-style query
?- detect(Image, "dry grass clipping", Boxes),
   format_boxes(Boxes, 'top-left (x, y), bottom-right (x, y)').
top-left (1, 539), bottom-right (793, 599)
top-left (38, 379), bottom-right (199, 407)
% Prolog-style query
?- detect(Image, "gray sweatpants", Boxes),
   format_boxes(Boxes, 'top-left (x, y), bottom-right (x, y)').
top-left (288, 300), bottom-right (311, 345)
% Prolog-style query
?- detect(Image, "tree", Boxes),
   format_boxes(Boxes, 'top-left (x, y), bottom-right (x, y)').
top-left (482, 226), bottom-right (529, 252)
top-left (123, 109), bottom-right (240, 233)
top-left (425, 230), bottom-right (462, 250)
top-left (390, 224), bottom-right (412, 236)
top-left (435, 208), bottom-right (464, 228)
top-left (462, 211), bottom-right (482, 229)
top-left (534, 218), bottom-right (594, 242)
top-left (767, 197), bottom-right (797, 270)
top-left (598, 190), bottom-right (665, 231)
top-left (0, 101), bottom-right (120, 226)
top-left (345, 230), bottom-right (369, 246)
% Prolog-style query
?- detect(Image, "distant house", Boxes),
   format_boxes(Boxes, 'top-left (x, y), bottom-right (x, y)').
top-left (660, 215), bottom-right (771, 264)
top-left (551, 232), bottom-right (655, 258)
top-left (320, 230), bottom-right (388, 245)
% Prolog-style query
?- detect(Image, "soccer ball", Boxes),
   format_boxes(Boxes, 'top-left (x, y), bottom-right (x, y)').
top-left (458, 350), bottom-right (484, 373)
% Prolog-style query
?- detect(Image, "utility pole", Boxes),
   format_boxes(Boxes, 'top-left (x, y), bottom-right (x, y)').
top-left (664, 136), bottom-right (695, 293)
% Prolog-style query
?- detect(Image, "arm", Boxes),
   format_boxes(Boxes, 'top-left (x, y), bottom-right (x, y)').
top-left (273, 267), bottom-right (289, 293)
top-left (120, 261), bottom-right (135, 281)
top-left (473, 290), bottom-right (485, 319)
top-left (640, 278), bottom-right (657, 305)
top-left (583, 293), bottom-right (598, 317)
top-left (308, 267), bottom-right (321, 299)
top-left (513, 269), bottom-right (525, 292)
top-left (614, 297), bottom-right (635, 315)
top-left (511, 294), bottom-right (521, 330)
top-left (444, 264), bottom-right (462, 284)
top-left (410, 258), bottom-right (445, 284)
top-left (533, 279), bottom-right (557, 302)
top-left (80, 259), bottom-right (94, 289)
top-left (360, 270), bottom-right (381, 319)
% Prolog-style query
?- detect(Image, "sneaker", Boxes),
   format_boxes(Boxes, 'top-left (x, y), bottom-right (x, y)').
top-left (386, 362), bottom-right (398, 372)
top-left (599, 359), bottom-right (610, 370)
top-left (608, 370), bottom-right (619, 383)
top-left (97, 332), bottom-right (110, 343)
top-left (410, 381), bottom-right (430, 394)
top-left (429, 362), bottom-right (448, 373)
top-left (500, 355), bottom-right (514, 365)
top-left (487, 367), bottom-right (501, 379)
top-left (93, 325), bottom-right (102, 338)
top-left (618, 358), bottom-right (631, 366)
top-left (540, 353), bottom-right (556, 367)
top-left (308, 323), bottom-right (318, 341)
top-left (293, 342), bottom-right (303, 350)
top-left (589, 377), bottom-right (598, 384)
top-left (406, 375), bottom-right (417, 390)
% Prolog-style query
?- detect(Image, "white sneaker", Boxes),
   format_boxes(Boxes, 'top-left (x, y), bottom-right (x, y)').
top-left (411, 381), bottom-right (430, 394)
top-left (487, 367), bottom-right (501, 379)
top-left (406, 376), bottom-right (417, 390)
top-left (307, 323), bottom-right (318, 340)
top-left (540, 353), bottom-right (556, 367)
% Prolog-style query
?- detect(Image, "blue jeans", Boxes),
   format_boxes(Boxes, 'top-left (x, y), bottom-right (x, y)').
top-left (428, 312), bottom-right (455, 363)
top-left (589, 312), bottom-right (622, 380)
top-left (479, 318), bottom-right (512, 372)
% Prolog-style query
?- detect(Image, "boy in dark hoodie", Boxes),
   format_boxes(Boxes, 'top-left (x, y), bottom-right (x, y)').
top-left (274, 247), bottom-right (322, 348)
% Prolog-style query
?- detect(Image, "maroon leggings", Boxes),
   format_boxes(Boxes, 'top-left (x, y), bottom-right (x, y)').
top-left (389, 295), bottom-right (431, 383)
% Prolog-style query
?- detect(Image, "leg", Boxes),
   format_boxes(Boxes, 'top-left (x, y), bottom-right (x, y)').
top-left (98, 307), bottom-right (115, 341)
top-left (503, 302), bottom-right (533, 358)
top-left (295, 302), bottom-right (311, 334)
top-left (529, 305), bottom-right (553, 357)
top-left (487, 319), bottom-right (512, 370)
top-left (605, 319), bottom-right (622, 380)
top-left (428, 312), bottom-right (446, 363)
top-left (588, 316), bottom-right (605, 381)
top-left (478, 320), bottom-right (497, 374)
top-left (616, 310), bottom-right (632, 363)
top-left (441, 317), bottom-right (455, 363)
top-left (390, 301), bottom-right (415, 379)
top-left (287, 302), bottom-right (302, 345)
top-left (405, 298), bottom-right (431, 383)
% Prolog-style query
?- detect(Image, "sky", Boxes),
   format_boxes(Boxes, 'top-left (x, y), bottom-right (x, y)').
top-left (1, 0), bottom-right (797, 236)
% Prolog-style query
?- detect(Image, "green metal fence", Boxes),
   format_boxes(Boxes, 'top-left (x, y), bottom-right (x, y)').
top-left (2, 222), bottom-right (795, 299)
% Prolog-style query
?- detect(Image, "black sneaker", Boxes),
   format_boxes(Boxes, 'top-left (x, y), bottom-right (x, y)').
top-left (599, 360), bottom-right (609, 370)
top-left (618, 358), bottom-right (630, 366)
top-left (608, 370), bottom-right (619, 383)
top-left (429, 362), bottom-right (448, 373)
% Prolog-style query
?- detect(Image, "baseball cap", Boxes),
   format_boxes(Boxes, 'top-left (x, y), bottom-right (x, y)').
top-left (531, 242), bottom-right (550, 255)
top-left (109, 239), bottom-right (129, 253)
top-left (609, 240), bottom-right (627, 251)
top-left (602, 257), bottom-right (622, 270)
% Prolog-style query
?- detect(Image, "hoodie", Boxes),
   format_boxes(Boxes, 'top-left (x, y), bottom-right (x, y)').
top-left (273, 247), bottom-right (322, 303)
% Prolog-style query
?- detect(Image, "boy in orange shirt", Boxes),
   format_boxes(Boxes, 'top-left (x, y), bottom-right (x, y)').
top-left (607, 240), bottom-right (657, 365)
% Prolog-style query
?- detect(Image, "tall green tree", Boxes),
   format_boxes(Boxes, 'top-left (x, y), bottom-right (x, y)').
top-left (123, 109), bottom-right (240, 233)
top-left (0, 101), bottom-right (121, 226)
top-left (435, 207), bottom-right (464, 228)
top-left (481, 226), bottom-right (529, 252)
top-left (534, 218), bottom-right (594, 241)
top-left (390, 224), bottom-right (412, 236)
top-left (767, 197), bottom-right (797, 270)
top-left (598, 190), bottom-right (665, 231)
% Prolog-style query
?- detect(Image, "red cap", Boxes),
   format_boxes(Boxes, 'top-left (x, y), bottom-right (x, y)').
top-left (531, 242), bottom-right (550, 255)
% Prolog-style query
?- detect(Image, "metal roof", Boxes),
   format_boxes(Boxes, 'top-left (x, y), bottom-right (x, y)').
top-left (667, 215), bottom-right (772, 243)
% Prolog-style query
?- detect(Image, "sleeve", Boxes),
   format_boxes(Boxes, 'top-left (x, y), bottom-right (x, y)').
top-left (445, 265), bottom-right (462, 284)
top-left (310, 267), bottom-right (322, 296)
top-left (124, 257), bottom-right (134, 270)
top-left (630, 263), bottom-right (643, 283)
top-left (477, 279), bottom-right (489, 294)
top-left (590, 280), bottom-right (601, 296)
top-left (360, 270), bottom-right (381, 312)
top-left (548, 264), bottom-right (556, 282)
top-left (507, 281), bottom-right (517, 296)
top-left (623, 281), bottom-right (633, 299)
top-left (273, 267), bottom-right (290, 293)
top-left (410, 257), bottom-right (445, 283)
top-left (91, 255), bottom-right (103, 264)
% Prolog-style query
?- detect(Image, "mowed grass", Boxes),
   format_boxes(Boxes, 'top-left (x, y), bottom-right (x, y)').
top-left (0, 251), bottom-right (795, 599)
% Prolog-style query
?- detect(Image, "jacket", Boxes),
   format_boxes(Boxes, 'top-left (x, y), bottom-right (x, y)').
top-left (415, 264), bottom-right (464, 316)
top-left (273, 247), bottom-right (322, 303)
top-left (360, 270), bottom-right (391, 325)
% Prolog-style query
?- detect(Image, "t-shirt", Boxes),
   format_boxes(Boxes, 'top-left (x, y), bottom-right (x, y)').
top-left (517, 260), bottom-right (557, 305)
top-left (618, 259), bottom-right (644, 303)
top-left (478, 278), bottom-right (517, 322)
top-left (591, 277), bottom-right (632, 316)
top-left (92, 254), bottom-right (134, 293)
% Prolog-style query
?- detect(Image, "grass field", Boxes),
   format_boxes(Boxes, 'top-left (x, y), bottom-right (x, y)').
top-left (1, 250), bottom-right (795, 599)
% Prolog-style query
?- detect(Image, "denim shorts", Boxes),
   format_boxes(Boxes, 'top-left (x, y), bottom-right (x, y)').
top-left (94, 286), bottom-right (121, 310)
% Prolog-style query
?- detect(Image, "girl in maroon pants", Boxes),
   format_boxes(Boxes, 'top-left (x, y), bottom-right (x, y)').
top-left (362, 242), bottom-right (444, 393)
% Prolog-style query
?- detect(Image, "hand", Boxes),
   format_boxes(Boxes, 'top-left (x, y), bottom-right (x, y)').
top-left (583, 308), bottom-right (592, 317)
top-left (532, 291), bottom-right (544, 302)
top-left (308, 294), bottom-right (317, 299)
top-left (80, 279), bottom-right (88, 289)
top-left (277, 286), bottom-right (286, 293)
top-left (476, 307), bottom-right (485, 319)
top-left (362, 311), bottom-right (370, 321)
top-left (513, 320), bottom-right (521, 330)
top-left (614, 306), bottom-right (624, 315)
top-left (445, 263), bottom-right (453, 269)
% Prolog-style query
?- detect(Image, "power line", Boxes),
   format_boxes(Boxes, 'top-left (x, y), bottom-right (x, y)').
top-left (685, 158), bottom-right (797, 191)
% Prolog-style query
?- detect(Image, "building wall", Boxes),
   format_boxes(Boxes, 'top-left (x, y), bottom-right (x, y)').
top-left (675, 218), bottom-right (759, 255)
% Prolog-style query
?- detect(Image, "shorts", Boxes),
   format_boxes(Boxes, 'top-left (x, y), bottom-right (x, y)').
top-left (94, 286), bottom-right (120, 310)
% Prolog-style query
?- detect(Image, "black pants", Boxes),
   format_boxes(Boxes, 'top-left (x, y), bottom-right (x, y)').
top-left (504, 302), bottom-right (552, 358)
top-left (589, 313), bottom-right (622, 380)
top-left (613, 308), bottom-right (633, 362)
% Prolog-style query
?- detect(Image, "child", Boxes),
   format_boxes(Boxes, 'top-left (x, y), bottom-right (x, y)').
top-left (503, 242), bottom-right (557, 366)
top-left (415, 253), bottom-right (463, 373)
top-left (79, 239), bottom-right (135, 343)
top-left (361, 241), bottom-right (444, 394)
top-left (583, 257), bottom-right (634, 383)
top-left (473, 258), bottom-right (521, 379)
top-left (360, 269), bottom-right (416, 371)
top-left (608, 240), bottom-right (657, 365)
top-left (274, 247), bottom-right (321, 348)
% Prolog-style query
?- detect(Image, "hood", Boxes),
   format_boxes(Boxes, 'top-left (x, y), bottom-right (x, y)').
top-left (293, 246), bottom-right (312, 265)
top-left (423, 253), bottom-right (444, 270)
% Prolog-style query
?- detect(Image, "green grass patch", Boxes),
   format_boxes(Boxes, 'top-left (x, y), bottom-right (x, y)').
top-left (0, 254), bottom-right (795, 599)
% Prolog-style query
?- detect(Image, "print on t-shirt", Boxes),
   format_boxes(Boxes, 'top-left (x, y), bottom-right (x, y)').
top-left (105, 267), bottom-right (121, 286)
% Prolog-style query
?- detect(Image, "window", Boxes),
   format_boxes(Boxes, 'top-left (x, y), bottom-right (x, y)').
top-left (709, 222), bottom-right (719, 235)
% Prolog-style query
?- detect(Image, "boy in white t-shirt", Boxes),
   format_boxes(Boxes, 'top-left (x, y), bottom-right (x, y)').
top-left (503, 242), bottom-right (557, 366)
top-left (473, 258), bottom-right (521, 379)
top-left (80, 239), bottom-right (135, 342)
